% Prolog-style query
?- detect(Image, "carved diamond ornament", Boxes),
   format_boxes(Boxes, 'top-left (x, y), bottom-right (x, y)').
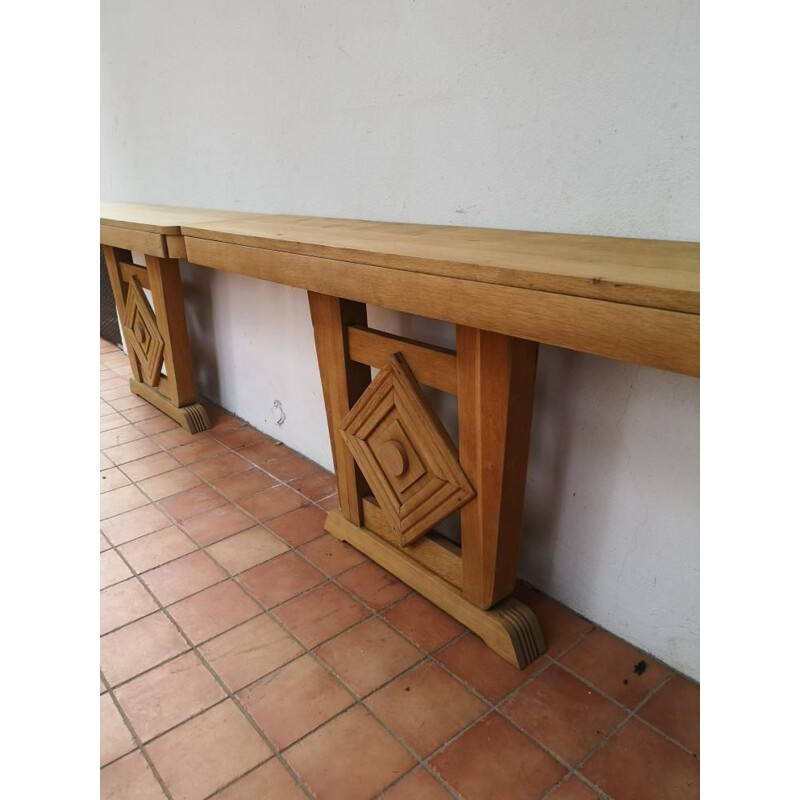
top-left (122, 275), bottom-right (164, 387)
top-left (339, 353), bottom-right (475, 547)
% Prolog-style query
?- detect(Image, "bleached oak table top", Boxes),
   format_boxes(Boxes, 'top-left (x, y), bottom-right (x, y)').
top-left (101, 203), bottom-right (700, 376)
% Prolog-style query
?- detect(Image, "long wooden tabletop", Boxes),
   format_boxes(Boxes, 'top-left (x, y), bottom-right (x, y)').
top-left (101, 203), bottom-right (700, 376)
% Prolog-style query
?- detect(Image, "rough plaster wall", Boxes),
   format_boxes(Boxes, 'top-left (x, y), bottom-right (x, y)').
top-left (101, 0), bottom-right (700, 678)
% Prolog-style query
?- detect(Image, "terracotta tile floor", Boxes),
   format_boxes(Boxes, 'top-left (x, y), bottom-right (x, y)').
top-left (99, 339), bottom-right (700, 800)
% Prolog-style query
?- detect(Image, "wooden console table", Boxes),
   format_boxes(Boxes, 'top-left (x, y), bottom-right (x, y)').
top-left (101, 203), bottom-right (699, 668)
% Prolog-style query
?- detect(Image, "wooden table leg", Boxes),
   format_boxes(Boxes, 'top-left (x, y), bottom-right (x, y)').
top-left (102, 245), bottom-right (210, 433)
top-left (307, 292), bottom-right (372, 524)
top-left (457, 326), bottom-right (539, 609)
top-left (309, 294), bottom-right (545, 668)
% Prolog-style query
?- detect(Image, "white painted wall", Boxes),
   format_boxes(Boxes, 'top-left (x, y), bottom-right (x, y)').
top-left (101, 0), bottom-right (699, 678)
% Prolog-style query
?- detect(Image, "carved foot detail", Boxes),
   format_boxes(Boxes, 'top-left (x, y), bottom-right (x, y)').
top-left (487, 597), bottom-right (546, 667)
top-left (129, 380), bottom-right (211, 434)
top-left (179, 403), bottom-right (211, 433)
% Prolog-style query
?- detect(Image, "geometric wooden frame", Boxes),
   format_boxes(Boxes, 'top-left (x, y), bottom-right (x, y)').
top-left (308, 291), bottom-right (545, 669)
top-left (121, 274), bottom-right (164, 386)
top-left (101, 242), bottom-right (211, 433)
top-left (339, 353), bottom-right (474, 547)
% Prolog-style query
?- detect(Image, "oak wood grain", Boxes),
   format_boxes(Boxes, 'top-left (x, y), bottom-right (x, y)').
top-left (348, 325), bottom-right (458, 394)
top-left (362, 498), bottom-right (462, 588)
top-left (307, 293), bottom-right (373, 525)
top-left (186, 237), bottom-right (699, 376)
top-left (100, 224), bottom-right (167, 257)
top-left (101, 203), bottom-right (247, 235)
top-left (458, 327), bottom-right (538, 609)
top-left (182, 213), bottom-right (699, 313)
top-left (144, 255), bottom-right (197, 407)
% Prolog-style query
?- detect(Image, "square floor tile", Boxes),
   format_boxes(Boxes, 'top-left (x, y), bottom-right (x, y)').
top-left (152, 428), bottom-right (198, 450)
top-left (100, 425), bottom-right (146, 450)
top-left (212, 426), bottom-right (268, 450)
top-left (115, 652), bottom-right (226, 742)
top-left (100, 751), bottom-right (167, 800)
top-left (207, 527), bottom-right (289, 574)
top-left (436, 633), bottom-right (545, 703)
top-left (284, 705), bottom-right (414, 800)
top-left (199, 614), bottom-right (303, 692)
top-left (264, 453), bottom-right (318, 482)
top-left (238, 655), bottom-right (353, 749)
top-left (558, 629), bottom-right (672, 709)
top-left (101, 578), bottom-right (158, 634)
top-left (383, 594), bottom-right (465, 653)
top-left (102, 505), bottom-right (172, 545)
top-left (366, 660), bottom-right (486, 757)
top-left (318, 493), bottom-right (339, 511)
top-left (101, 612), bottom-right (189, 686)
top-left (100, 693), bottom-right (136, 766)
top-left (274, 582), bottom-right (370, 648)
top-left (118, 526), bottom-right (197, 574)
top-left (138, 467), bottom-right (203, 501)
top-left (382, 768), bottom-right (455, 800)
top-left (123, 403), bottom-right (165, 422)
top-left (637, 676), bottom-right (700, 755)
top-left (238, 486), bottom-right (308, 523)
top-left (100, 413), bottom-right (129, 433)
top-left (100, 452), bottom-right (114, 470)
top-left (109, 394), bottom-right (149, 411)
top-left (288, 469), bottom-right (337, 501)
top-left (172, 438), bottom-right (228, 464)
top-left (101, 485), bottom-right (150, 520)
top-left (146, 700), bottom-right (271, 800)
top-left (100, 468), bottom-right (131, 494)
top-left (159, 485), bottom-right (227, 522)
top-left (100, 385), bottom-right (131, 398)
top-left (105, 437), bottom-right (162, 466)
top-left (181, 505), bottom-right (260, 547)
top-left (212, 468), bottom-right (278, 501)
top-left (237, 439), bottom-right (287, 467)
top-left (580, 718), bottom-right (700, 800)
top-left (169, 580), bottom-right (261, 644)
top-left (141, 551), bottom-right (226, 606)
top-left (316, 617), bottom-right (422, 697)
top-left (135, 415), bottom-right (180, 435)
top-left (430, 712), bottom-right (565, 800)
top-left (119, 451), bottom-right (180, 482)
top-left (266, 505), bottom-right (327, 547)
top-left (213, 759), bottom-right (308, 800)
top-left (337, 561), bottom-right (413, 610)
top-left (501, 664), bottom-right (627, 764)
top-left (239, 552), bottom-right (325, 607)
top-left (100, 550), bottom-right (133, 589)
top-left (191, 451), bottom-right (250, 481)
top-left (297, 534), bottom-right (366, 576)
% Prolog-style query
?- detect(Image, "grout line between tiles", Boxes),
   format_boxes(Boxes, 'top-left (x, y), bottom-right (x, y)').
top-left (101, 679), bottom-right (177, 800)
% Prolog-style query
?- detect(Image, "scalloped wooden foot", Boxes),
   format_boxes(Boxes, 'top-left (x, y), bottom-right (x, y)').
top-left (129, 379), bottom-right (211, 433)
top-left (325, 510), bottom-right (545, 668)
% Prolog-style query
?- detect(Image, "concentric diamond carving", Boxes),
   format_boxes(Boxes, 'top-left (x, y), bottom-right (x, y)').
top-left (339, 353), bottom-right (474, 547)
top-left (122, 275), bottom-right (164, 387)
